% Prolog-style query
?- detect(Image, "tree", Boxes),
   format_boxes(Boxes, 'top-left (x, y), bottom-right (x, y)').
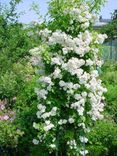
top-left (100, 9), bottom-right (117, 60)
top-left (0, 0), bottom-right (35, 100)
top-left (31, 0), bottom-right (107, 155)
top-left (100, 9), bottom-right (117, 39)
top-left (111, 9), bottom-right (117, 20)
top-left (0, 0), bottom-right (21, 23)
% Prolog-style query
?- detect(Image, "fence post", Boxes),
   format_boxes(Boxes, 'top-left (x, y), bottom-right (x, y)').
top-left (110, 38), bottom-right (113, 60)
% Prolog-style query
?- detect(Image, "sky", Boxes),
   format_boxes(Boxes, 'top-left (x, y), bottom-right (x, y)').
top-left (1, 0), bottom-right (117, 23)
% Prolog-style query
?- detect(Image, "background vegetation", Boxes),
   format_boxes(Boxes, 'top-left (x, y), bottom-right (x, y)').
top-left (0, 0), bottom-right (117, 155)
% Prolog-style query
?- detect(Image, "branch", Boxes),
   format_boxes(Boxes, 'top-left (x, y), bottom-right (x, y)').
top-left (90, 0), bottom-right (106, 12)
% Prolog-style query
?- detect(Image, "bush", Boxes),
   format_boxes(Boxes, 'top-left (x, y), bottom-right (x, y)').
top-left (11, 77), bottom-right (38, 155)
top-left (88, 120), bottom-right (117, 156)
top-left (101, 62), bottom-right (117, 122)
top-left (0, 120), bottom-right (24, 155)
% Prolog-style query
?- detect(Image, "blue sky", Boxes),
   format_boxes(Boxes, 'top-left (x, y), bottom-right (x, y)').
top-left (1, 0), bottom-right (117, 23)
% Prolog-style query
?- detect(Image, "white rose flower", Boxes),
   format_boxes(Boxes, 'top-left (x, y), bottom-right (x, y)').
top-left (41, 112), bottom-right (51, 119)
top-left (68, 118), bottom-right (75, 124)
top-left (51, 107), bottom-right (57, 116)
top-left (79, 136), bottom-right (88, 143)
top-left (35, 88), bottom-right (48, 99)
top-left (39, 76), bottom-right (52, 84)
top-left (50, 144), bottom-right (56, 148)
top-left (80, 150), bottom-right (88, 156)
top-left (59, 80), bottom-right (65, 87)
top-left (62, 48), bottom-right (68, 55)
top-left (44, 123), bottom-right (54, 132)
top-left (51, 57), bottom-right (61, 65)
top-left (86, 59), bottom-right (94, 66)
top-left (32, 139), bottom-right (39, 145)
top-left (53, 67), bottom-right (62, 79)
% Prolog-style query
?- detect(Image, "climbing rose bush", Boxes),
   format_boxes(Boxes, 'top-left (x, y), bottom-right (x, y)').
top-left (30, 2), bottom-right (107, 156)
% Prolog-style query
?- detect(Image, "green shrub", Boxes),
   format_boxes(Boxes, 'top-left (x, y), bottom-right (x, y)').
top-left (101, 62), bottom-right (117, 122)
top-left (88, 120), bottom-right (117, 156)
top-left (0, 121), bottom-right (24, 148)
top-left (11, 77), bottom-right (38, 155)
